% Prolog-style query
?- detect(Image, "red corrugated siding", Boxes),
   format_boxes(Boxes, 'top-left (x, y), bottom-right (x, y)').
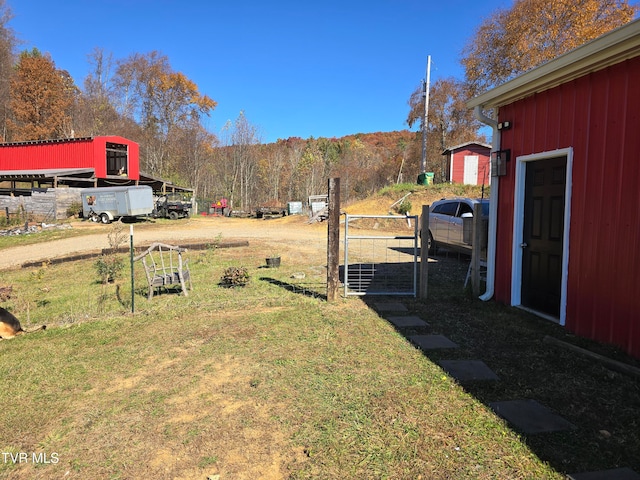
top-left (0, 136), bottom-right (139, 180)
top-left (496, 57), bottom-right (640, 358)
top-left (0, 138), bottom-right (94, 170)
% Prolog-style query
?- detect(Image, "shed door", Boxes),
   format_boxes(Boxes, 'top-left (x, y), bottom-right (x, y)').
top-left (521, 156), bottom-right (566, 317)
top-left (463, 156), bottom-right (479, 185)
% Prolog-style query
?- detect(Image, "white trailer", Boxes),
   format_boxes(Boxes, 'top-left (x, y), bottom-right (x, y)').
top-left (81, 186), bottom-right (154, 224)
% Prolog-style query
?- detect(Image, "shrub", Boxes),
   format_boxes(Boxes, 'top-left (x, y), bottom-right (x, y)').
top-left (94, 221), bottom-right (128, 284)
top-left (396, 200), bottom-right (412, 215)
top-left (220, 266), bottom-right (250, 287)
top-left (95, 255), bottom-right (125, 284)
top-left (66, 201), bottom-right (83, 218)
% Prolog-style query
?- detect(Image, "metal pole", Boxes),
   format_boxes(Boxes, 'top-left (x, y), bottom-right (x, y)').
top-left (130, 225), bottom-right (135, 313)
top-left (419, 205), bottom-right (430, 299)
top-left (421, 55), bottom-right (431, 174)
top-left (471, 203), bottom-right (482, 297)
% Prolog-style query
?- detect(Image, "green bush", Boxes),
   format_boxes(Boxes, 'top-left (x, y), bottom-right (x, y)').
top-left (396, 200), bottom-right (412, 215)
top-left (95, 255), bottom-right (125, 284)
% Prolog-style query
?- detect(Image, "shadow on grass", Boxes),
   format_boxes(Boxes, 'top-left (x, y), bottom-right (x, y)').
top-left (260, 277), bottom-right (327, 301)
top-left (362, 253), bottom-right (640, 477)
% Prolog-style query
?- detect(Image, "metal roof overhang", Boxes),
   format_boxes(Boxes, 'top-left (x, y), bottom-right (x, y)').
top-left (467, 19), bottom-right (640, 110)
top-left (0, 168), bottom-right (192, 194)
top-left (0, 168), bottom-right (95, 181)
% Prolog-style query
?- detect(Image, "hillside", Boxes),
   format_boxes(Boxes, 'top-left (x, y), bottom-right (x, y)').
top-left (342, 182), bottom-right (490, 216)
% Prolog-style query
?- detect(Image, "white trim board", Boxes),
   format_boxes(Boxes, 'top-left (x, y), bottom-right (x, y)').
top-left (510, 147), bottom-right (573, 326)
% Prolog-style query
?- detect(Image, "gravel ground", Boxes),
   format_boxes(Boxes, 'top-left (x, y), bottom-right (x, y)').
top-left (0, 215), bottom-right (330, 270)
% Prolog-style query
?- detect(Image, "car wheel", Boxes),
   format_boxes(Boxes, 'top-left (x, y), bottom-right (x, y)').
top-left (428, 231), bottom-right (436, 255)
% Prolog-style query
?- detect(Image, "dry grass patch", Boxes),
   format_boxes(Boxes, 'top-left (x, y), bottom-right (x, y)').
top-left (4, 215), bottom-right (636, 479)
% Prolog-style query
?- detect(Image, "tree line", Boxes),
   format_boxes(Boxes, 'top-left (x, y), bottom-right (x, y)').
top-left (0, 0), bottom-right (635, 210)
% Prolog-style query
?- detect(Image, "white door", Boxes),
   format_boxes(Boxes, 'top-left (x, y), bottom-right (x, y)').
top-left (463, 155), bottom-right (479, 185)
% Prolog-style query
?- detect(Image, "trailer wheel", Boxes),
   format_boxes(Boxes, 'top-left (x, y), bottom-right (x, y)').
top-left (90, 213), bottom-right (99, 222)
top-left (100, 213), bottom-right (111, 224)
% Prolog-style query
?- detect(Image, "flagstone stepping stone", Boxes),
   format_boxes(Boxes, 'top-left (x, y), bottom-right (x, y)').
top-left (567, 468), bottom-right (640, 480)
top-left (386, 316), bottom-right (429, 329)
top-left (374, 302), bottom-right (407, 312)
top-left (489, 399), bottom-right (575, 434)
top-left (438, 359), bottom-right (500, 381)
top-left (409, 334), bottom-right (459, 350)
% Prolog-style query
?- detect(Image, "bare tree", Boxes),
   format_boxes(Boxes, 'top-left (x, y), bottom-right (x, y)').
top-left (0, 1), bottom-right (17, 141)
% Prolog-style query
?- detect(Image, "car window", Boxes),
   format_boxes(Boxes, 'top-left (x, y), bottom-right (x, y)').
top-left (458, 203), bottom-right (473, 217)
top-left (433, 201), bottom-right (458, 216)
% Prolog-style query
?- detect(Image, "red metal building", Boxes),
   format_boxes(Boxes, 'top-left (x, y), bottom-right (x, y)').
top-left (442, 142), bottom-right (491, 185)
top-left (468, 20), bottom-right (640, 358)
top-left (0, 136), bottom-right (140, 188)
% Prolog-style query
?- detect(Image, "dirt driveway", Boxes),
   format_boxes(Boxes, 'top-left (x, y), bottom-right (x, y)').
top-left (0, 215), bottom-right (331, 270)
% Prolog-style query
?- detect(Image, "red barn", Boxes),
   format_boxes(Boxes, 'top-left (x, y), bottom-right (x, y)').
top-left (0, 136), bottom-right (140, 188)
top-left (442, 141), bottom-right (491, 185)
top-left (468, 19), bottom-right (640, 359)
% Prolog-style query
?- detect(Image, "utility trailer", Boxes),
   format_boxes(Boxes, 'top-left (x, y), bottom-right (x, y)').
top-left (81, 186), bottom-right (154, 224)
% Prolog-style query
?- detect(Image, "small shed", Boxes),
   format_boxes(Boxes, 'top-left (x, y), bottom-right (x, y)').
top-left (442, 142), bottom-right (491, 185)
top-left (468, 20), bottom-right (640, 359)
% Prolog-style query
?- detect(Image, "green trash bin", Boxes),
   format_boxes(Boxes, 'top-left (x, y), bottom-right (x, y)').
top-left (426, 172), bottom-right (434, 185)
top-left (417, 172), bottom-right (435, 185)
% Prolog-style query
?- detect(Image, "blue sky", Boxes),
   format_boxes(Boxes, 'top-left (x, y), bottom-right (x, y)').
top-left (9, 0), bottom-right (510, 143)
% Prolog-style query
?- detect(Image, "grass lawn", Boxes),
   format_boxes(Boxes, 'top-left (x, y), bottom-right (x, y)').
top-left (0, 225), bottom-right (638, 479)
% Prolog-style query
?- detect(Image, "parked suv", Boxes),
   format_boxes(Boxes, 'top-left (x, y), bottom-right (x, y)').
top-left (427, 197), bottom-right (489, 254)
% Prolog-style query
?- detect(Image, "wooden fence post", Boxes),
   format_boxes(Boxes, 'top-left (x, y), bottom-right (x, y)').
top-left (419, 205), bottom-right (430, 299)
top-left (327, 178), bottom-right (341, 302)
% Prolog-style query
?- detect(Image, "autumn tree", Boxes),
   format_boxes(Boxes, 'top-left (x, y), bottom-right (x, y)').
top-left (407, 78), bottom-right (485, 182)
top-left (257, 142), bottom-right (287, 203)
top-left (112, 51), bottom-right (217, 175)
top-left (462, 0), bottom-right (638, 96)
top-left (170, 118), bottom-right (218, 202)
top-left (7, 48), bottom-right (75, 141)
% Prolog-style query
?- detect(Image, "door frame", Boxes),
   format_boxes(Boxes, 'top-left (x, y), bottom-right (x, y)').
top-left (510, 147), bottom-right (573, 325)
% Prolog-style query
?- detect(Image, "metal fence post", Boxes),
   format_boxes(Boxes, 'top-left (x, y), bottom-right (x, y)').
top-left (471, 203), bottom-right (482, 297)
top-left (420, 205), bottom-right (430, 299)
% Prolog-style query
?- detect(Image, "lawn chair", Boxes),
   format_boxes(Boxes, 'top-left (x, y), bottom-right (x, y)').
top-left (134, 243), bottom-right (192, 299)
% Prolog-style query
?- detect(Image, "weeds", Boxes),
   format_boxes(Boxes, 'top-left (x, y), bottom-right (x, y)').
top-left (94, 221), bottom-right (127, 284)
top-left (219, 266), bottom-right (250, 287)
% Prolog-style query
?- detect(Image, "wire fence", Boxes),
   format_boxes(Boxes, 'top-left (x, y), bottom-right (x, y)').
top-left (343, 214), bottom-right (419, 296)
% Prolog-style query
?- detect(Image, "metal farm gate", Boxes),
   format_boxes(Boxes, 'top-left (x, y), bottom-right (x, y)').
top-left (343, 214), bottom-right (419, 296)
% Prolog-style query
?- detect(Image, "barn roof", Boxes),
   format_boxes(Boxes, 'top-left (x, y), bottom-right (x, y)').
top-left (468, 19), bottom-right (640, 110)
top-left (442, 141), bottom-right (491, 154)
